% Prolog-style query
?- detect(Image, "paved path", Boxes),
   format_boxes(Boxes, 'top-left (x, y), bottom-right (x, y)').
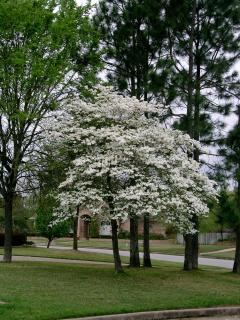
top-left (0, 255), bottom-right (113, 265)
top-left (38, 245), bottom-right (234, 269)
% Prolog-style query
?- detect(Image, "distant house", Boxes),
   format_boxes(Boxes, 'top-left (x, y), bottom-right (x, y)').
top-left (77, 208), bottom-right (166, 239)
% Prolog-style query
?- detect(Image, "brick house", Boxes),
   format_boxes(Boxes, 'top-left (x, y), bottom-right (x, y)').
top-left (77, 208), bottom-right (166, 239)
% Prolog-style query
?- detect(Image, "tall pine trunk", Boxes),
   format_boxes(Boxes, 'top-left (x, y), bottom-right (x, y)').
top-left (184, 0), bottom-right (198, 271)
top-left (111, 219), bottom-right (123, 273)
top-left (4, 196), bottom-right (13, 262)
top-left (234, 143), bottom-right (240, 273)
top-left (233, 228), bottom-right (240, 273)
top-left (129, 215), bottom-right (140, 267)
top-left (143, 213), bottom-right (152, 267)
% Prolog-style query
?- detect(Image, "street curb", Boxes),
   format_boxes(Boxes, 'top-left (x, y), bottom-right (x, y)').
top-left (63, 306), bottom-right (240, 320)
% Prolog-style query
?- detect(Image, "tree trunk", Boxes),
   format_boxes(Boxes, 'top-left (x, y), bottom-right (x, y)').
top-left (233, 229), bottom-right (240, 273)
top-left (192, 231), bottom-right (199, 270)
top-left (184, 0), bottom-right (198, 271)
top-left (47, 238), bottom-right (52, 249)
top-left (129, 215), bottom-right (140, 268)
top-left (73, 206), bottom-right (79, 250)
top-left (183, 234), bottom-right (193, 270)
top-left (192, 217), bottom-right (199, 270)
top-left (143, 213), bottom-right (152, 267)
top-left (111, 219), bottom-right (123, 273)
top-left (73, 216), bottom-right (78, 250)
top-left (4, 196), bottom-right (13, 263)
top-left (234, 146), bottom-right (240, 273)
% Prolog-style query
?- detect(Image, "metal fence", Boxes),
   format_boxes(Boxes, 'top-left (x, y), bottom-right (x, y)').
top-left (176, 232), bottom-right (234, 245)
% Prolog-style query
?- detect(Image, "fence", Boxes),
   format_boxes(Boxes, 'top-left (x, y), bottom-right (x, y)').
top-left (176, 232), bottom-right (234, 245)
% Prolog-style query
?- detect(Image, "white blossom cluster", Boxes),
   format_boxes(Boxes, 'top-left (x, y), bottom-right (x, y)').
top-left (45, 86), bottom-right (217, 234)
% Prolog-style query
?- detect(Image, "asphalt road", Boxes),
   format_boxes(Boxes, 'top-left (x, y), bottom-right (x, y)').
top-left (39, 245), bottom-right (234, 269)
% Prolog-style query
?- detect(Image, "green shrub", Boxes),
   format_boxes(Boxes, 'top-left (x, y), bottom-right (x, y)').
top-left (118, 230), bottom-right (130, 239)
top-left (0, 233), bottom-right (27, 246)
top-left (90, 218), bottom-right (100, 238)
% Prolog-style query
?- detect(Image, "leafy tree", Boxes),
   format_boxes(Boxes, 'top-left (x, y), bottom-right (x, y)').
top-left (36, 196), bottom-right (70, 248)
top-left (0, 0), bottom-right (100, 262)
top-left (45, 86), bottom-right (216, 273)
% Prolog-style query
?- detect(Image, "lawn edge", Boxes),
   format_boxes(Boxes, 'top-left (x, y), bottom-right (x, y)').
top-left (63, 306), bottom-right (240, 320)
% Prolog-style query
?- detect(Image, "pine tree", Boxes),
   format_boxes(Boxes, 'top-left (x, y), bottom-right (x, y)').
top-left (165, 0), bottom-right (240, 270)
top-left (219, 105), bottom-right (240, 273)
top-left (94, 0), bottom-right (170, 268)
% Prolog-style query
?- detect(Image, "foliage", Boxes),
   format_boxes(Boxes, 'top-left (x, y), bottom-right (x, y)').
top-left (45, 86), bottom-right (216, 234)
top-left (89, 218), bottom-right (100, 238)
top-left (36, 196), bottom-right (71, 246)
top-left (94, 0), bottom-right (169, 102)
top-left (0, 0), bottom-right (100, 259)
top-left (216, 190), bottom-right (240, 232)
top-left (0, 233), bottom-right (27, 246)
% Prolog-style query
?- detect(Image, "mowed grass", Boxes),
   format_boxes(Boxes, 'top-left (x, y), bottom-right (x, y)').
top-left (0, 261), bottom-right (240, 320)
top-left (0, 247), bottom-right (130, 264)
top-left (202, 250), bottom-right (235, 260)
top-left (29, 237), bottom-right (233, 255)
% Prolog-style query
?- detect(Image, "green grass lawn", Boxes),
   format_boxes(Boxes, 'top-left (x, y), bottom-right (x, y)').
top-left (0, 247), bottom-right (130, 264)
top-left (0, 261), bottom-right (240, 320)
top-left (29, 237), bottom-right (233, 255)
top-left (202, 251), bottom-right (235, 260)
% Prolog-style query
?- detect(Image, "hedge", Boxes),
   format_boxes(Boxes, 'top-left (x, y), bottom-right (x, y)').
top-left (0, 233), bottom-right (27, 246)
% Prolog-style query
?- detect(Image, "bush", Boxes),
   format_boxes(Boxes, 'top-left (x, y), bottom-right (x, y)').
top-left (0, 233), bottom-right (27, 246)
top-left (89, 218), bottom-right (100, 238)
top-left (165, 225), bottom-right (177, 238)
top-left (99, 235), bottom-right (112, 239)
top-left (138, 233), bottom-right (166, 240)
top-left (118, 230), bottom-right (130, 239)
top-left (118, 230), bottom-right (166, 240)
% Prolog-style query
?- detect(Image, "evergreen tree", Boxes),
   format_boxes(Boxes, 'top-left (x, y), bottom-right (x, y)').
top-left (166, 0), bottom-right (240, 270)
top-left (219, 105), bottom-right (240, 273)
top-left (94, 0), bottom-right (170, 268)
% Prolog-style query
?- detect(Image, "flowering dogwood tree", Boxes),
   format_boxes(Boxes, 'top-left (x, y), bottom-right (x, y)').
top-left (45, 86), bottom-right (216, 272)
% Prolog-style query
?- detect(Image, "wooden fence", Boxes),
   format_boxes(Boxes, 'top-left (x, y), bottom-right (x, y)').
top-left (176, 232), bottom-right (234, 245)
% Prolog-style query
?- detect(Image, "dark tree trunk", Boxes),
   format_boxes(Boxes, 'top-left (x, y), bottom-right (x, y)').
top-left (111, 219), bottom-right (123, 273)
top-left (234, 164), bottom-right (240, 273)
top-left (129, 215), bottom-right (140, 268)
top-left (184, 0), bottom-right (198, 271)
top-left (183, 234), bottom-right (193, 270)
top-left (73, 206), bottom-right (79, 251)
top-left (47, 238), bottom-right (52, 249)
top-left (233, 229), bottom-right (240, 274)
top-left (192, 217), bottom-right (199, 270)
top-left (184, 225), bottom-right (199, 270)
top-left (192, 231), bottom-right (199, 270)
top-left (143, 213), bottom-right (152, 267)
top-left (4, 196), bottom-right (13, 262)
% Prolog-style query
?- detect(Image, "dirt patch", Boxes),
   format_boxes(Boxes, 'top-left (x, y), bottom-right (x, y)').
top-left (0, 301), bottom-right (7, 305)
